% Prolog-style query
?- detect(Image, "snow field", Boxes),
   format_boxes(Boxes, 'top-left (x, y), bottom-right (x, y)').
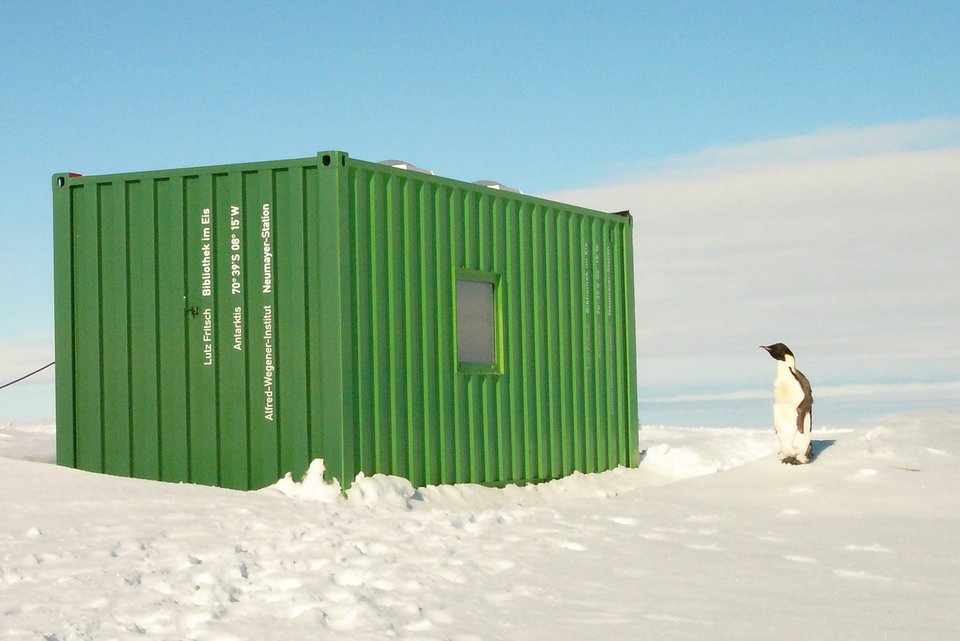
top-left (1, 411), bottom-right (958, 640)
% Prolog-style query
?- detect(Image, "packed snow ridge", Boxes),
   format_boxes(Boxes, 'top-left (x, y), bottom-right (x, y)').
top-left (1, 412), bottom-right (958, 640)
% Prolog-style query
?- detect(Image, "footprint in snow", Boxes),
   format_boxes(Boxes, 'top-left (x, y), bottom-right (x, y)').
top-left (478, 558), bottom-right (515, 573)
top-left (644, 613), bottom-right (713, 626)
top-left (782, 555), bottom-right (817, 564)
top-left (685, 514), bottom-right (724, 523)
top-left (653, 526), bottom-right (687, 534)
top-left (332, 569), bottom-right (364, 587)
top-left (323, 586), bottom-right (358, 604)
top-left (755, 534), bottom-right (786, 543)
top-left (833, 568), bottom-right (891, 582)
top-left (403, 617), bottom-right (433, 633)
top-left (270, 576), bottom-right (303, 591)
top-left (436, 568), bottom-right (467, 584)
top-left (613, 566), bottom-right (649, 579)
top-left (559, 541), bottom-right (587, 551)
top-left (844, 543), bottom-right (893, 553)
top-left (483, 592), bottom-right (512, 605)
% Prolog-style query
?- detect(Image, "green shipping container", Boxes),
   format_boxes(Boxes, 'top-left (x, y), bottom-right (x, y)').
top-left (53, 151), bottom-right (639, 490)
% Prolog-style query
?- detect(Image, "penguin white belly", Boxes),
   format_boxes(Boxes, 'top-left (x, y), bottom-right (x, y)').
top-left (772, 370), bottom-right (811, 461)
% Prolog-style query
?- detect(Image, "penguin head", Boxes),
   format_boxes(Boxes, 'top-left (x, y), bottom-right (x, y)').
top-left (760, 343), bottom-right (794, 361)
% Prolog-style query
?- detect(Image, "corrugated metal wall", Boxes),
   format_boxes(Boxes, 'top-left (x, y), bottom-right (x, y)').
top-left (342, 158), bottom-right (639, 487)
top-left (54, 158), bottom-right (335, 489)
top-left (54, 152), bottom-right (638, 490)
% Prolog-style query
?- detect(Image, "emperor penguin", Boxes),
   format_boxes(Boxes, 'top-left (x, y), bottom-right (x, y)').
top-left (760, 343), bottom-right (813, 464)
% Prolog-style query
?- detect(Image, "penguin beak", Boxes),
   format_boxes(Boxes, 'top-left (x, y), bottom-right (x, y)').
top-left (760, 345), bottom-right (771, 352)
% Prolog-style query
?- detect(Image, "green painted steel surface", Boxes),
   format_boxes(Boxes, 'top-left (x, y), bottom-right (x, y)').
top-left (53, 152), bottom-right (639, 490)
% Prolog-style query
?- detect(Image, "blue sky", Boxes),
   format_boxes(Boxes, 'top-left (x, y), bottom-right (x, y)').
top-left (2, 1), bottom-right (959, 424)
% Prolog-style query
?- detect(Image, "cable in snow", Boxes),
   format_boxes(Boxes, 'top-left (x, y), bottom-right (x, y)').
top-left (0, 361), bottom-right (55, 391)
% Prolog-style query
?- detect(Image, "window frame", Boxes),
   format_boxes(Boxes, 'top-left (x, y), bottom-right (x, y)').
top-left (454, 269), bottom-right (503, 375)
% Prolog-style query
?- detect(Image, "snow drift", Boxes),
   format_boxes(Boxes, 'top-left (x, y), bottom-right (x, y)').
top-left (1, 412), bottom-right (958, 640)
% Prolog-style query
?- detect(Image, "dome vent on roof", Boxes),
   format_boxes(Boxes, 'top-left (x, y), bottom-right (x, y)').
top-left (379, 159), bottom-right (435, 175)
top-left (473, 180), bottom-right (522, 194)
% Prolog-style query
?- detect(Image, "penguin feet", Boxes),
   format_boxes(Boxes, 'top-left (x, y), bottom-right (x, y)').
top-left (780, 455), bottom-right (809, 465)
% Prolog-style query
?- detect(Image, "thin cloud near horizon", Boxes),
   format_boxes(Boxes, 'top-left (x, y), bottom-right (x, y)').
top-left (549, 120), bottom-right (960, 420)
top-left (597, 117), bottom-right (960, 184)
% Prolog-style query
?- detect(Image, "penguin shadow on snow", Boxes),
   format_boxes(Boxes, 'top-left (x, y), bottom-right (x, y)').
top-left (780, 438), bottom-right (837, 465)
top-left (808, 439), bottom-right (836, 462)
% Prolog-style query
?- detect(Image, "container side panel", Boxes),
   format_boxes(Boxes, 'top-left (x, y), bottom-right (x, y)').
top-left (185, 175), bottom-right (219, 486)
top-left (53, 178), bottom-right (77, 468)
top-left (596, 218), bottom-right (610, 471)
top-left (608, 222), bottom-right (621, 467)
top-left (569, 215), bottom-right (586, 473)
top-left (404, 181), bottom-right (425, 487)
top-left (73, 184), bottom-right (104, 472)
top-left (301, 172), bottom-right (318, 480)
top-left (463, 190), bottom-right (489, 482)
top-left (262, 169), bottom-right (296, 487)
top-left (461, 192), bottom-right (477, 480)
top-left (450, 189), bottom-right (468, 483)
top-left (128, 179), bottom-right (161, 479)
top-left (156, 178), bottom-right (189, 482)
top-left (505, 201), bottom-right (524, 480)
top-left (247, 171), bottom-right (280, 488)
top-left (480, 196), bottom-right (498, 483)
top-left (531, 205), bottom-right (548, 479)
top-left (435, 186), bottom-right (456, 484)
top-left (339, 161), bottom-right (358, 485)
top-left (387, 175), bottom-right (409, 479)
top-left (275, 168), bottom-right (311, 482)
top-left (349, 168), bottom-right (375, 474)
top-left (419, 184), bottom-right (441, 484)
top-left (478, 194), bottom-right (495, 482)
top-left (100, 182), bottom-right (132, 477)
top-left (492, 197), bottom-right (510, 484)
top-left (57, 155), bottom-right (369, 490)
top-left (343, 157), bottom-right (637, 488)
top-left (214, 173), bottom-right (248, 490)
top-left (482, 199), bottom-right (497, 483)
top-left (591, 219), bottom-right (608, 473)
top-left (315, 152), bottom-right (355, 485)
top-left (582, 217), bottom-right (598, 473)
top-left (544, 208), bottom-right (562, 477)
top-left (556, 211), bottom-right (574, 475)
top-left (603, 221), bottom-right (620, 467)
top-left (371, 173), bottom-right (391, 473)
top-left (518, 204), bottom-right (536, 479)
top-left (612, 223), bottom-right (629, 466)
top-left (304, 165), bottom-right (326, 473)
top-left (624, 220), bottom-right (640, 465)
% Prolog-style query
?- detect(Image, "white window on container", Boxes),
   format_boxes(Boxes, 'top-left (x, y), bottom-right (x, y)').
top-left (456, 276), bottom-right (499, 372)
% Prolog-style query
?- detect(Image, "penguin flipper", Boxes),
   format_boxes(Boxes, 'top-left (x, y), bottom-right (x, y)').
top-left (791, 368), bottom-right (813, 434)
